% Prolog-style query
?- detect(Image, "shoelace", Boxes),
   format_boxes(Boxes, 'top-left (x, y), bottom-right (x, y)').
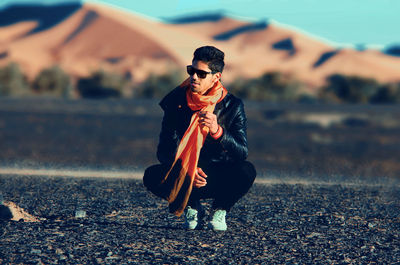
top-left (213, 211), bottom-right (225, 222)
top-left (186, 209), bottom-right (197, 221)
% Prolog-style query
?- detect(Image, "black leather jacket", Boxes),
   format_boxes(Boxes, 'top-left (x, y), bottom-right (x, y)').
top-left (157, 85), bottom-right (248, 167)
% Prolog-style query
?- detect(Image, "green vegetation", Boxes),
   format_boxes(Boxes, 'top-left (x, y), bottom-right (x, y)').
top-left (370, 83), bottom-right (400, 103)
top-left (135, 70), bottom-right (184, 99)
top-left (317, 74), bottom-right (400, 104)
top-left (0, 62), bottom-right (400, 103)
top-left (32, 66), bottom-right (71, 97)
top-left (0, 63), bottom-right (30, 96)
top-left (229, 72), bottom-right (304, 102)
top-left (319, 74), bottom-right (382, 104)
top-left (77, 70), bottom-right (129, 99)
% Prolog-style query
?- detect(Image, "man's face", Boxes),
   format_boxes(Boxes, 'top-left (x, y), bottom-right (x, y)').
top-left (189, 60), bottom-right (221, 95)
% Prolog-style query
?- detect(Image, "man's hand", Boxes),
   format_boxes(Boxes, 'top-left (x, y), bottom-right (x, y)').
top-left (193, 167), bottom-right (208, 188)
top-left (199, 111), bottom-right (219, 134)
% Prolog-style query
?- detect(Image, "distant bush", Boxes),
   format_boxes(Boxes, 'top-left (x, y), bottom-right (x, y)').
top-left (0, 63), bottom-right (30, 96)
top-left (32, 66), bottom-right (72, 97)
top-left (2, 62), bottom-right (400, 105)
top-left (319, 74), bottom-right (381, 104)
top-left (229, 72), bottom-right (303, 102)
top-left (77, 70), bottom-right (128, 99)
top-left (135, 70), bottom-right (184, 99)
top-left (370, 83), bottom-right (400, 104)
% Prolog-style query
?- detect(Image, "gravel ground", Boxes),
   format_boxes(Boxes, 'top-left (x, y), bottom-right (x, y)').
top-left (1, 174), bottom-right (399, 264)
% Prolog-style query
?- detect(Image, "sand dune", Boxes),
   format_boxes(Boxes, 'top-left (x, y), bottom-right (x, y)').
top-left (0, 21), bottom-right (38, 44)
top-left (0, 2), bottom-right (399, 87)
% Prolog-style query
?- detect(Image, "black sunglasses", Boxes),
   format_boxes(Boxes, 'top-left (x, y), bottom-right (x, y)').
top-left (186, 65), bottom-right (215, 79)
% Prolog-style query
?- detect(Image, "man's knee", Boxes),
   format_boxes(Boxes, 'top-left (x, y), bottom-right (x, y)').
top-left (143, 164), bottom-right (167, 190)
top-left (242, 161), bottom-right (257, 183)
top-left (208, 160), bottom-right (256, 186)
top-left (143, 166), bottom-right (152, 189)
top-left (223, 161), bottom-right (256, 182)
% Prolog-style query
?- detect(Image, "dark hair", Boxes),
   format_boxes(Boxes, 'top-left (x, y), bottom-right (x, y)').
top-left (193, 46), bottom-right (225, 73)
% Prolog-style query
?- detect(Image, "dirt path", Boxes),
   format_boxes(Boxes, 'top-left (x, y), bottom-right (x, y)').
top-left (1, 167), bottom-right (398, 187)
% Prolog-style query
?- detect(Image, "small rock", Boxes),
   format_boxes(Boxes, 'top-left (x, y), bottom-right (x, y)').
top-left (306, 232), bottom-right (322, 238)
top-left (370, 246), bottom-right (375, 252)
top-left (30, 249), bottom-right (42, 255)
top-left (75, 210), bottom-right (86, 218)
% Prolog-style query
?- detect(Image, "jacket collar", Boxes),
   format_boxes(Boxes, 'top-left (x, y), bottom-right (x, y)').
top-left (161, 85), bottom-right (230, 111)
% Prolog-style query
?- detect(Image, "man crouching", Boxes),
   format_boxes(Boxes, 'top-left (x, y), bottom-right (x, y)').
top-left (143, 45), bottom-right (256, 231)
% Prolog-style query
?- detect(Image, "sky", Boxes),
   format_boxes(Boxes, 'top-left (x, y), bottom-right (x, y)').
top-left (1, 0), bottom-right (399, 48)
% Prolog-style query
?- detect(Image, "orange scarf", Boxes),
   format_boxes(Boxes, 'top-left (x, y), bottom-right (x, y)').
top-left (161, 78), bottom-right (227, 216)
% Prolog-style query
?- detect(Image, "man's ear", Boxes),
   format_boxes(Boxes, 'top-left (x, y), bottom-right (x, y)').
top-left (214, 72), bottom-right (222, 82)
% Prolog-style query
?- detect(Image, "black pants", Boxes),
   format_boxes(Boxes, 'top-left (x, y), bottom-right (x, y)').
top-left (143, 161), bottom-right (256, 211)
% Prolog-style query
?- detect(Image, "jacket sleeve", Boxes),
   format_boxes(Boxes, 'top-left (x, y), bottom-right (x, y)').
top-left (156, 100), bottom-right (178, 166)
top-left (218, 100), bottom-right (248, 161)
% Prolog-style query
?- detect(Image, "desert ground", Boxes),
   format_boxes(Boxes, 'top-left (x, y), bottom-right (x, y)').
top-left (0, 98), bottom-right (399, 264)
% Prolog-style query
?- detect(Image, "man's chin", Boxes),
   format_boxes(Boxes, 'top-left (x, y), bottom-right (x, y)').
top-left (190, 86), bottom-right (199, 93)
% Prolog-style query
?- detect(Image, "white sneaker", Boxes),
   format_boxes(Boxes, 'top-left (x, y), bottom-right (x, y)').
top-left (209, 209), bottom-right (227, 231)
top-left (183, 205), bottom-right (204, 230)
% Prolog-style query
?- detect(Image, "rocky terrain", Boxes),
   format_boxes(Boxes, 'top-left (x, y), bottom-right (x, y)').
top-left (0, 98), bottom-right (399, 264)
top-left (1, 174), bottom-right (399, 264)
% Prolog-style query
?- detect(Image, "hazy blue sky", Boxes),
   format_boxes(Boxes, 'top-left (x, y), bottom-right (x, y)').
top-left (1, 0), bottom-right (399, 48)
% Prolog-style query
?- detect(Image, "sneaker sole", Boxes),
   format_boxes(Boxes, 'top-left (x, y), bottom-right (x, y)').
top-left (208, 222), bottom-right (227, 231)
